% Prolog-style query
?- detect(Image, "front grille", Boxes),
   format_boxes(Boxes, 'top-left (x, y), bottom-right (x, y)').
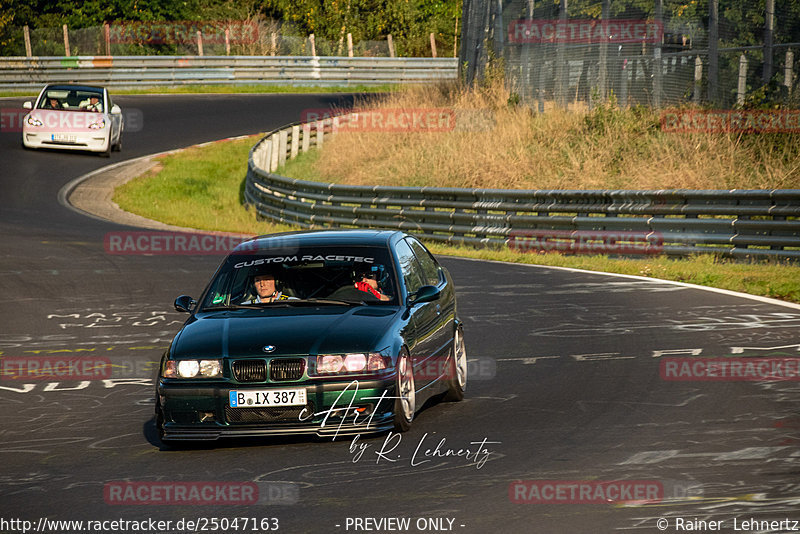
top-left (270, 358), bottom-right (305, 381)
top-left (232, 359), bottom-right (267, 382)
top-left (225, 403), bottom-right (313, 424)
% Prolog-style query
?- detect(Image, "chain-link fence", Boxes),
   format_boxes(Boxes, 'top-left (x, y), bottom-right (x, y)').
top-left (1, 19), bottom-right (433, 58)
top-left (461, 0), bottom-right (800, 109)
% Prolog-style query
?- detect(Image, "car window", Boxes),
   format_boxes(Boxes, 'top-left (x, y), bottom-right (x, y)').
top-left (394, 239), bottom-right (424, 295)
top-left (199, 245), bottom-right (398, 308)
top-left (406, 237), bottom-right (441, 286)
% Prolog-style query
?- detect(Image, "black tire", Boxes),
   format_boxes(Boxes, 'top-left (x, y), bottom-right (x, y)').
top-left (100, 139), bottom-right (111, 158)
top-left (393, 350), bottom-right (415, 432)
top-left (443, 327), bottom-right (467, 402)
top-left (112, 139), bottom-right (122, 152)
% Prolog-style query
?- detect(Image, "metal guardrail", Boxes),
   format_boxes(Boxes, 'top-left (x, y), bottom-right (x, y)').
top-left (245, 117), bottom-right (800, 260)
top-left (0, 55), bottom-right (458, 90)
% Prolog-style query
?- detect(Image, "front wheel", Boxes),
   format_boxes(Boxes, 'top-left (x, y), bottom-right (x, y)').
top-left (393, 350), bottom-right (415, 432)
top-left (443, 327), bottom-right (467, 402)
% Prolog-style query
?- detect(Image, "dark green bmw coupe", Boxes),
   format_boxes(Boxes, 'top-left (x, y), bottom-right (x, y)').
top-left (156, 230), bottom-right (466, 443)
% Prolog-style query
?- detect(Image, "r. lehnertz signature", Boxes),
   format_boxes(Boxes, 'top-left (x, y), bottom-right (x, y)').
top-left (349, 432), bottom-right (499, 469)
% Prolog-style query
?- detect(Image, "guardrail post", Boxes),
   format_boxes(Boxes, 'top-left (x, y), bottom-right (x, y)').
top-left (302, 123), bottom-right (311, 152)
top-left (786, 49), bottom-right (794, 96)
top-left (23, 26), bottom-right (32, 57)
top-left (63, 24), bottom-right (70, 57)
top-left (316, 120), bottom-right (324, 149)
top-left (430, 33), bottom-right (437, 58)
top-left (278, 129), bottom-right (288, 167)
top-left (104, 23), bottom-right (110, 56)
top-left (271, 33), bottom-right (277, 56)
top-left (309, 34), bottom-right (317, 56)
top-left (347, 33), bottom-right (354, 57)
top-left (693, 56), bottom-right (703, 104)
top-left (261, 140), bottom-right (272, 169)
top-left (197, 31), bottom-right (204, 56)
top-left (388, 34), bottom-right (395, 58)
top-left (290, 125), bottom-right (300, 158)
top-left (225, 29), bottom-right (230, 55)
top-left (737, 53), bottom-right (748, 105)
top-left (270, 133), bottom-right (280, 172)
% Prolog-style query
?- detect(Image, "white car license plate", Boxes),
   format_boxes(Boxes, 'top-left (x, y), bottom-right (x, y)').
top-left (52, 133), bottom-right (76, 143)
top-left (229, 389), bottom-right (306, 408)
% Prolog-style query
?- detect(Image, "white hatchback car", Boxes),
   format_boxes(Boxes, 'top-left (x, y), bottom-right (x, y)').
top-left (22, 84), bottom-right (123, 156)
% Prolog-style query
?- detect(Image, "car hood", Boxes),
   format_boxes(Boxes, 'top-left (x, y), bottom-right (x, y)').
top-left (171, 306), bottom-right (402, 358)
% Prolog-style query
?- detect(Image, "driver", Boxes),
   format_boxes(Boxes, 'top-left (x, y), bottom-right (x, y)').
top-left (354, 265), bottom-right (390, 301)
top-left (243, 272), bottom-right (288, 303)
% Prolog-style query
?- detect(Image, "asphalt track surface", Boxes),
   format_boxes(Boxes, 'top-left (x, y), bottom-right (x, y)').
top-left (2, 93), bottom-right (800, 534)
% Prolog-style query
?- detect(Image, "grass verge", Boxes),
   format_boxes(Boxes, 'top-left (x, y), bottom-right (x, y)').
top-left (113, 134), bottom-right (800, 305)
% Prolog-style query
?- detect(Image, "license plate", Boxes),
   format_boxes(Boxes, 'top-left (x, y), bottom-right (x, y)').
top-left (229, 388), bottom-right (306, 408)
top-left (52, 133), bottom-right (76, 143)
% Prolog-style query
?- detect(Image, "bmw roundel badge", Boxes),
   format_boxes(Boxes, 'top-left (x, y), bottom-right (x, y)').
top-left (262, 345), bottom-right (276, 353)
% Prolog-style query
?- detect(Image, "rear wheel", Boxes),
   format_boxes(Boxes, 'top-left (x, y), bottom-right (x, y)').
top-left (393, 350), bottom-right (415, 432)
top-left (443, 327), bottom-right (467, 401)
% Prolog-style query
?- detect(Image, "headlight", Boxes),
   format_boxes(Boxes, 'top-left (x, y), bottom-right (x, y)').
top-left (313, 352), bottom-right (390, 375)
top-left (26, 115), bottom-right (42, 127)
top-left (163, 359), bottom-right (222, 378)
top-left (88, 119), bottom-right (105, 129)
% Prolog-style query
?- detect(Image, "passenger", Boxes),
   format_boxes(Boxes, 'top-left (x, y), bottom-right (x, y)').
top-left (354, 266), bottom-right (390, 301)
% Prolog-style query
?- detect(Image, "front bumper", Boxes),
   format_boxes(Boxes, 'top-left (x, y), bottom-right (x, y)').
top-left (157, 377), bottom-right (397, 440)
top-left (22, 129), bottom-right (110, 152)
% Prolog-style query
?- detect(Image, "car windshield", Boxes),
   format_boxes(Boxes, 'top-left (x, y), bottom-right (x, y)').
top-left (37, 88), bottom-right (103, 111)
top-left (199, 245), bottom-right (398, 309)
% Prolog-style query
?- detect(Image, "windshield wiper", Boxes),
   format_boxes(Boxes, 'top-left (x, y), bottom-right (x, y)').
top-left (297, 298), bottom-right (366, 306)
top-left (201, 304), bottom-right (265, 311)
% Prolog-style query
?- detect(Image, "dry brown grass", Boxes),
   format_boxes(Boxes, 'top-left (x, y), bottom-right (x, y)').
top-left (305, 82), bottom-right (800, 190)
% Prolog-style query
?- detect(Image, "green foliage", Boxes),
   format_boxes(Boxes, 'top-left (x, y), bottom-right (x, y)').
top-left (262, 0), bottom-right (460, 56)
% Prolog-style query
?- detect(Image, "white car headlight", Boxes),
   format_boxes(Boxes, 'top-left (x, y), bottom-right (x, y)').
top-left (26, 115), bottom-right (43, 127)
top-left (88, 119), bottom-right (105, 130)
top-left (163, 359), bottom-right (223, 378)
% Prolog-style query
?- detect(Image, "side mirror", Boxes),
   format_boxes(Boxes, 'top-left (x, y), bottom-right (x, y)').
top-left (22, 101), bottom-right (32, 110)
top-left (408, 285), bottom-right (440, 306)
top-left (110, 104), bottom-right (121, 115)
top-left (174, 295), bottom-right (196, 313)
